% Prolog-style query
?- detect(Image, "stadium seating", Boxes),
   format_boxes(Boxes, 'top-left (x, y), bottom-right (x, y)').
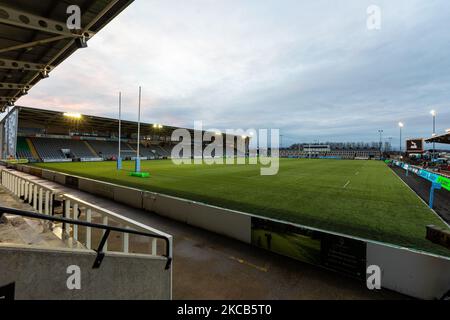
top-left (16, 137), bottom-right (35, 161)
top-left (76, 141), bottom-right (173, 160)
top-left (152, 145), bottom-right (171, 158)
top-left (87, 140), bottom-right (120, 159)
top-left (133, 144), bottom-right (171, 158)
top-left (137, 145), bottom-right (158, 159)
top-left (279, 148), bottom-right (381, 160)
top-left (31, 138), bottom-right (97, 161)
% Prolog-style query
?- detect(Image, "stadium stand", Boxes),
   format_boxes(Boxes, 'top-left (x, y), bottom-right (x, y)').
top-left (31, 138), bottom-right (97, 161)
top-left (130, 143), bottom-right (171, 159)
top-left (16, 137), bottom-right (35, 161)
top-left (152, 145), bottom-right (171, 158)
top-left (280, 147), bottom-right (381, 160)
top-left (87, 140), bottom-right (119, 159)
top-left (137, 145), bottom-right (158, 159)
top-left (1, 107), bottom-right (248, 163)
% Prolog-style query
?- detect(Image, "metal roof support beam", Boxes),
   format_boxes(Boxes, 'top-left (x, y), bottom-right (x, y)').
top-left (0, 57), bottom-right (53, 72)
top-left (0, 5), bottom-right (93, 38)
top-left (0, 97), bottom-right (17, 102)
top-left (0, 35), bottom-right (69, 54)
top-left (0, 83), bottom-right (31, 90)
top-left (2, 0), bottom-right (121, 108)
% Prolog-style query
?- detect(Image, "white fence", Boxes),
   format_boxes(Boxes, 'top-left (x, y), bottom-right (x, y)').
top-left (0, 169), bottom-right (172, 261)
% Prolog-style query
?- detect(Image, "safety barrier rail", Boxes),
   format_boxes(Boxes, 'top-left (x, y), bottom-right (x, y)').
top-left (1, 169), bottom-right (55, 215)
top-left (391, 160), bottom-right (449, 209)
top-left (0, 206), bottom-right (172, 269)
top-left (0, 168), bottom-right (173, 269)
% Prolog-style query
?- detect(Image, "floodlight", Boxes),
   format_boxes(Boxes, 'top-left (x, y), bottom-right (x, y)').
top-left (63, 112), bottom-right (82, 119)
top-left (398, 122), bottom-right (404, 128)
top-left (430, 110), bottom-right (436, 116)
top-left (75, 35), bottom-right (88, 49)
top-left (40, 69), bottom-right (49, 79)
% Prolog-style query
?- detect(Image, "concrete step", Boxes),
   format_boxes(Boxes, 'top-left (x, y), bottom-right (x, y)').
top-left (5, 214), bottom-right (58, 246)
top-left (0, 221), bottom-right (26, 245)
top-left (0, 214), bottom-right (84, 249)
top-left (52, 225), bottom-right (86, 249)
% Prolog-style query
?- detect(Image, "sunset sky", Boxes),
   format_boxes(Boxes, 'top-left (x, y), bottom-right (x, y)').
top-left (15, 0), bottom-right (450, 147)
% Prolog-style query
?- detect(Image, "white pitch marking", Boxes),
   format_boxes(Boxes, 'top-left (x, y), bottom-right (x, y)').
top-left (343, 180), bottom-right (350, 188)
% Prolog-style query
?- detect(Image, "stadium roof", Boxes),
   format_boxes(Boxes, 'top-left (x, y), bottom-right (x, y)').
top-left (425, 132), bottom-right (450, 145)
top-left (10, 106), bottom-right (246, 140)
top-left (14, 106), bottom-right (183, 136)
top-left (0, 0), bottom-right (133, 112)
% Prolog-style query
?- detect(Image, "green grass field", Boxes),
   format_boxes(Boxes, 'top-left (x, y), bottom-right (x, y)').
top-left (34, 159), bottom-right (450, 257)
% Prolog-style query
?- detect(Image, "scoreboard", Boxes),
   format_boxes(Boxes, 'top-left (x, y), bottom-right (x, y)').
top-left (406, 139), bottom-right (424, 153)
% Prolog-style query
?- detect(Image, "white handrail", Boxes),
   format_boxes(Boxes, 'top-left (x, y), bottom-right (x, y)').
top-left (1, 169), bottom-right (54, 215)
top-left (0, 168), bottom-right (172, 260)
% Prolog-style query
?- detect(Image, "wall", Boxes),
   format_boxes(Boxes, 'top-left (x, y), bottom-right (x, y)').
top-left (143, 192), bottom-right (252, 243)
top-left (0, 244), bottom-right (171, 300)
top-left (367, 243), bottom-right (450, 300)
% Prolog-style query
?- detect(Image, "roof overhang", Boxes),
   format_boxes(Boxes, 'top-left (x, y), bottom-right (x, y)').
top-left (13, 105), bottom-right (182, 136)
top-left (425, 132), bottom-right (450, 145)
top-left (8, 106), bottom-right (247, 140)
top-left (0, 0), bottom-right (133, 112)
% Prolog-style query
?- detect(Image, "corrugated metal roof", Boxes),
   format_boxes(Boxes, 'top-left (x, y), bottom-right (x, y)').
top-left (0, 0), bottom-right (133, 111)
top-left (15, 105), bottom-right (181, 136)
top-left (426, 132), bottom-right (450, 145)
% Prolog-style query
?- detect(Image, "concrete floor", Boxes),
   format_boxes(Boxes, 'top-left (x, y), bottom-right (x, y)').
top-left (0, 171), bottom-right (408, 300)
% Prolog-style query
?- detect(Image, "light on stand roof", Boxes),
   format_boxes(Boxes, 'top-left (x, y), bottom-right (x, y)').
top-left (63, 112), bottom-right (82, 119)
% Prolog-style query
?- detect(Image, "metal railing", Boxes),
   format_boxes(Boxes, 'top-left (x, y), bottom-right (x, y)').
top-left (0, 168), bottom-right (173, 269)
top-left (0, 206), bottom-right (172, 269)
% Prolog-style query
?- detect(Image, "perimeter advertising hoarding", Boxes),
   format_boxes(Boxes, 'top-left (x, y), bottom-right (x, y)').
top-left (437, 176), bottom-right (450, 191)
top-left (394, 161), bottom-right (450, 191)
top-left (251, 218), bottom-right (366, 279)
top-left (406, 139), bottom-right (424, 153)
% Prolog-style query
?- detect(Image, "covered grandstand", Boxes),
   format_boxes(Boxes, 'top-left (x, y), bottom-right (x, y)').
top-left (425, 130), bottom-right (450, 177)
top-left (0, 106), bottom-right (248, 162)
top-left (426, 131), bottom-right (450, 145)
top-left (0, 0), bottom-right (134, 112)
top-left (280, 144), bottom-right (382, 160)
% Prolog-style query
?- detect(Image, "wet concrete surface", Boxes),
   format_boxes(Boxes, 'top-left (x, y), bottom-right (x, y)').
top-left (0, 171), bottom-right (408, 300)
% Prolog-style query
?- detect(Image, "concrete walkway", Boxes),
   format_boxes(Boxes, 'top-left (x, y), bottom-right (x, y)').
top-left (0, 170), bottom-right (407, 299)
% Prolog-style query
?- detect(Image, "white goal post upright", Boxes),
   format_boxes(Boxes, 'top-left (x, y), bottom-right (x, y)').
top-left (135, 86), bottom-right (142, 173)
top-left (117, 91), bottom-right (122, 170)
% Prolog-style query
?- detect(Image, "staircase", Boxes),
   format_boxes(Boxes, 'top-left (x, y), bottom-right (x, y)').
top-left (84, 141), bottom-right (99, 157)
top-left (26, 138), bottom-right (41, 161)
top-left (0, 214), bottom-right (83, 249)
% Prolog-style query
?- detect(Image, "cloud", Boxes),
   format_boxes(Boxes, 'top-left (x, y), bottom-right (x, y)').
top-left (16, 0), bottom-right (450, 147)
